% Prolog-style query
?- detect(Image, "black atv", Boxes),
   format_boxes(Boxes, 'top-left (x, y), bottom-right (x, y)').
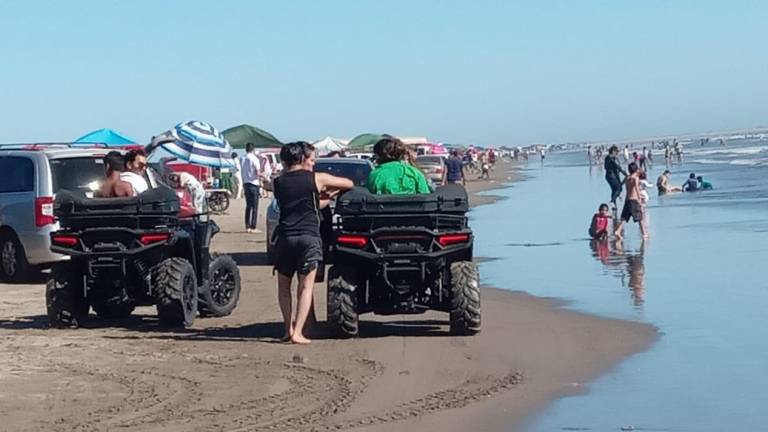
top-left (46, 186), bottom-right (241, 328)
top-left (326, 184), bottom-right (480, 337)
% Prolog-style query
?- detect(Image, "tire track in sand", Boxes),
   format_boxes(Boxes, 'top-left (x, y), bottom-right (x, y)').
top-left (324, 370), bottom-right (524, 431)
top-left (44, 362), bottom-right (201, 432)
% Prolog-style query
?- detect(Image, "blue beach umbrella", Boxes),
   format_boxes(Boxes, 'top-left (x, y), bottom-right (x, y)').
top-left (151, 121), bottom-right (236, 168)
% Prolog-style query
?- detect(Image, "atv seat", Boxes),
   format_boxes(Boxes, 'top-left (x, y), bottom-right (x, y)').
top-left (335, 184), bottom-right (470, 232)
top-left (55, 186), bottom-right (181, 230)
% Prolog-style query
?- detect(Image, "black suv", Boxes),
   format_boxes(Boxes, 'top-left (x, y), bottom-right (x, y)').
top-left (326, 184), bottom-right (480, 337)
top-left (46, 187), bottom-right (241, 328)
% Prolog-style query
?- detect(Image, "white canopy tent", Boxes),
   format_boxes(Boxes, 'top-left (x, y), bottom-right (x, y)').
top-left (312, 136), bottom-right (348, 155)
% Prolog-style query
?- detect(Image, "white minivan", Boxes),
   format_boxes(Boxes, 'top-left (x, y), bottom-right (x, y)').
top-left (0, 145), bottom-right (143, 281)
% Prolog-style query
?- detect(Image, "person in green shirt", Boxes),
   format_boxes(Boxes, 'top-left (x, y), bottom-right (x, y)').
top-left (696, 176), bottom-right (713, 190)
top-left (368, 137), bottom-right (431, 194)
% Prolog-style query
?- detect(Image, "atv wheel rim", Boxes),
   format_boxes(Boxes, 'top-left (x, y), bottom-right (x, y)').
top-left (211, 267), bottom-right (235, 306)
top-left (1, 241), bottom-right (16, 276)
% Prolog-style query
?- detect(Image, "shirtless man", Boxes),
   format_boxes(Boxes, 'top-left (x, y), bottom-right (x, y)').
top-left (614, 162), bottom-right (648, 239)
top-left (96, 151), bottom-right (134, 198)
top-left (656, 169), bottom-right (681, 195)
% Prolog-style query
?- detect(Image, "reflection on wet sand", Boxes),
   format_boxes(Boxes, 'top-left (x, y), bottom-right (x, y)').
top-left (589, 239), bottom-right (646, 307)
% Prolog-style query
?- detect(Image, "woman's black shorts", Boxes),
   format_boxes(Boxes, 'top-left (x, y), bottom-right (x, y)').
top-left (274, 235), bottom-right (323, 277)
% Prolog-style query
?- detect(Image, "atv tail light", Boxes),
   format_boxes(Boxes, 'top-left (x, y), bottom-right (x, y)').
top-left (35, 196), bottom-right (55, 227)
top-left (437, 233), bottom-right (470, 246)
top-left (337, 235), bottom-right (368, 248)
top-left (139, 233), bottom-right (171, 245)
top-left (51, 234), bottom-right (78, 247)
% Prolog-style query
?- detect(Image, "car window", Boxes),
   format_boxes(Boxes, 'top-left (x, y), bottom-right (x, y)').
top-left (314, 162), bottom-right (371, 186)
top-left (50, 157), bottom-right (107, 193)
top-left (0, 157), bottom-right (34, 193)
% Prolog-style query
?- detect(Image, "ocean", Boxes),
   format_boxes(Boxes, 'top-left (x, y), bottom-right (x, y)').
top-left (471, 140), bottom-right (768, 431)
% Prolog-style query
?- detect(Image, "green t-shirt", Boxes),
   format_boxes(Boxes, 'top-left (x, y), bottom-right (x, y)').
top-left (368, 161), bottom-right (431, 195)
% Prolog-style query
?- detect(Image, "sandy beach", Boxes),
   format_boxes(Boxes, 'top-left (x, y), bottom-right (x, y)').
top-left (0, 161), bottom-right (657, 432)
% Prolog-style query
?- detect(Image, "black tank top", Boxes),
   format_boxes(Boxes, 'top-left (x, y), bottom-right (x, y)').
top-left (274, 170), bottom-right (320, 238)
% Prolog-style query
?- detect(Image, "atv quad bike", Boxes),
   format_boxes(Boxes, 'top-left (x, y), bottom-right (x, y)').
top-left (326, 184), bottom-right (480, 337)
top-left (46, 186), bottom-right (241, 328)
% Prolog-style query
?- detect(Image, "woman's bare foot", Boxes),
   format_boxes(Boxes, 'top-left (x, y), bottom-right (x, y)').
top-left (291, 334), bottom-right (311, 345)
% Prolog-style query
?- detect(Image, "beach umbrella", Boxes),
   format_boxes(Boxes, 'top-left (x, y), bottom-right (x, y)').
top-left (74, 128), bottom-right (135, 146)
top-left (150, 120), bottom-right (236, 168)
top-left (222, 124), bottom-right (282, 149)
top-left (347, 133), bottom-right (382, 150)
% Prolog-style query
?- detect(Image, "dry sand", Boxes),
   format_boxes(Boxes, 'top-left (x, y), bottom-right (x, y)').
top-left (0, 161), bottom-right (657, 431)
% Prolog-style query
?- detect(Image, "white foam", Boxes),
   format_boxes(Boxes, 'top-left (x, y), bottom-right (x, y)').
top-left (690, 159), bottom-right (722, 165)
top-left (730, 158), bottom-right (767, 166)
top-left (690, 157), bottom-right (768, 166)
top-left (689, 145), bottom-right (768, 157)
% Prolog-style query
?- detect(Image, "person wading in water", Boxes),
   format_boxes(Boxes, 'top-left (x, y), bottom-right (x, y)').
top-left (614, 162), bottom-right (648, 239)
top-left (272, 142), bottom-right (353, 344)
top-left (604, 145), bottom-right (627, 210)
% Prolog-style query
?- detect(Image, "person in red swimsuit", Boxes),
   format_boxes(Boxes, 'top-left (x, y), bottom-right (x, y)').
top-left (589, 203), bottom-right (612, 240)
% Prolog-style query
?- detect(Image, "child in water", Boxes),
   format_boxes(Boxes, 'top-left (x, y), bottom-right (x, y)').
top-left (589, 203), bottom-right (612, 240)
top-left (638, 171), bottom-right (653, 204)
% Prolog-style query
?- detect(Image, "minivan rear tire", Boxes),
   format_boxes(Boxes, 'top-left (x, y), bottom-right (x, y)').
top-left (0, 233), bottom-right (31, 283)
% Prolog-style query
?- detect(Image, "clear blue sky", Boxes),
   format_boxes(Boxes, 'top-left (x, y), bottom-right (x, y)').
top-left (1, 1), bottom-right (766, 146)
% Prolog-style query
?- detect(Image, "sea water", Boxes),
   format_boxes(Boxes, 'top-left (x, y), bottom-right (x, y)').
top-left (471, 141), bottom-right (768, 432)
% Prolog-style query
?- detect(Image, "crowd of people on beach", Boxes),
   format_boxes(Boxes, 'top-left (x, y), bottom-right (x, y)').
top-left (590, 143), bottom-right (714, 242)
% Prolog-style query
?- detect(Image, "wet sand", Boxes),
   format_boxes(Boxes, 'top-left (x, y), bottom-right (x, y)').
top-left (0, 160), bottom-right (656, 431)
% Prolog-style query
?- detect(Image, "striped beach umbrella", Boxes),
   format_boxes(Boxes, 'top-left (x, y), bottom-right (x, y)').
top-left (157, 121), bottom-right (236, 168)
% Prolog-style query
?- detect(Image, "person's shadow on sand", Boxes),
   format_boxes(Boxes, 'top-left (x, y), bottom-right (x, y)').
top-left (101, 319), bottom-right (453, 343)
top-left (1, 313), bottom-right (454, 341)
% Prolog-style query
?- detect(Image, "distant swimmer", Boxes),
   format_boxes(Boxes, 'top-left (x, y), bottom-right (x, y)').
top-left (697, 176), bottom-right (713, 190)
top-left (623, 145), bottom-right (630, 162)
top-left (682, 173), bottom-right (700, 192)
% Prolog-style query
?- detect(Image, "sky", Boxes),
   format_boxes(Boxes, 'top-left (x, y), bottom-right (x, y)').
top-left (0, 0), bottom-right (766, 146)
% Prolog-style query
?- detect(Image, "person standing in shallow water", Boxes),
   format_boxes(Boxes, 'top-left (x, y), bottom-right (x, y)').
top-left (614, 162), bottom-right (648, 239)
top-left (273, 142), bottom-right (353, 344)
top-left (604, 145), bottom-right (627, 209)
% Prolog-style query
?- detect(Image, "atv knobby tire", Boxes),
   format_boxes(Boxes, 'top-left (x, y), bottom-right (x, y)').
top-left (152, 258), bottom-right (197, 328)
top-left (46, 263), bottom-right (89, 328)
top-left (448, 261), bottom-right (481, 335)
top-left (327, 265), bottom-right (359, 337)
top-left (199, 254), bottom-right (241, 317)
